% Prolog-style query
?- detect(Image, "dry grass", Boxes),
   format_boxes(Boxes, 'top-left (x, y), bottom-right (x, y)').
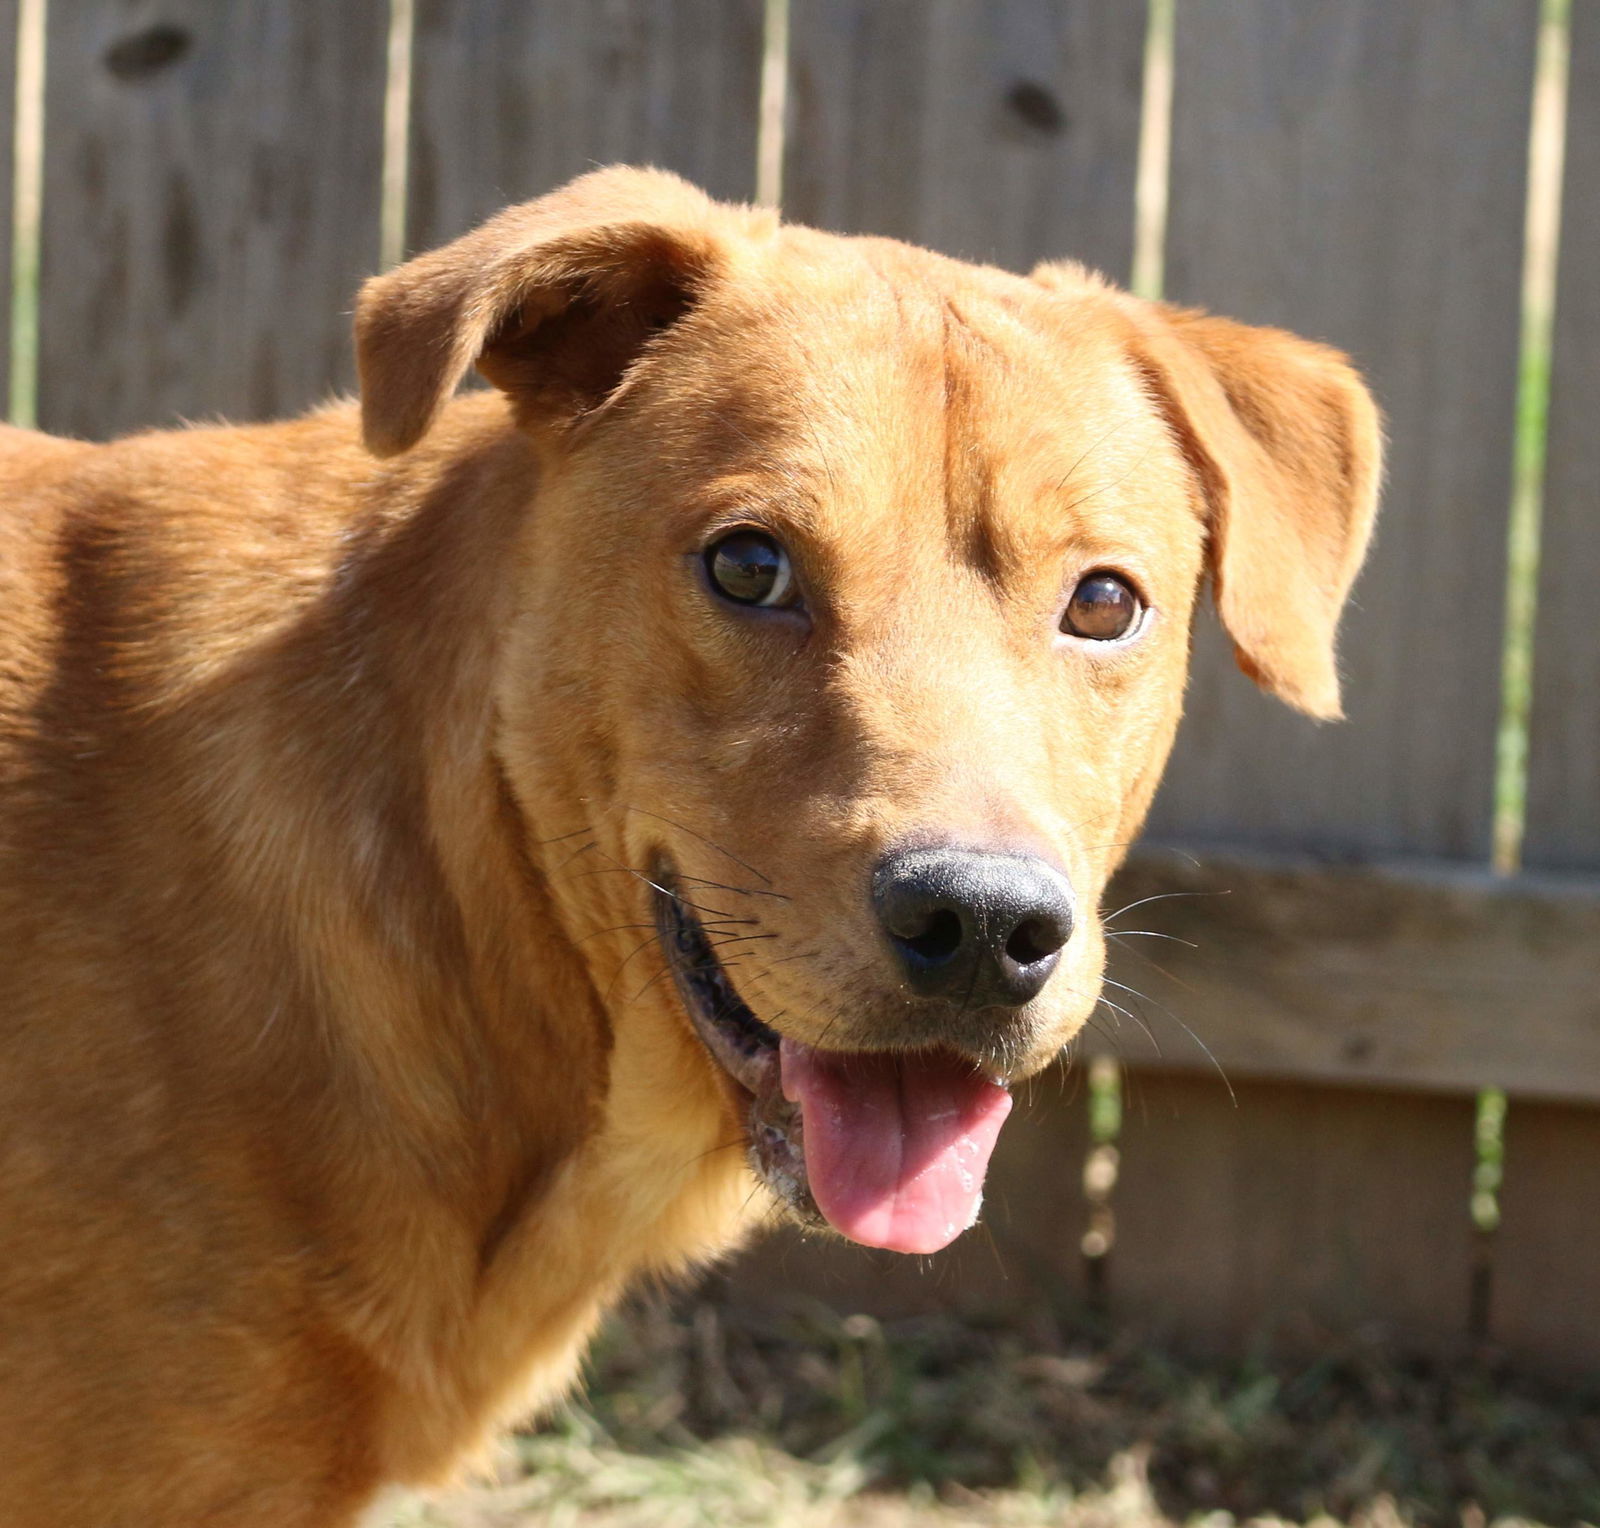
top-left (391, 1436), bottom-right (1207, 1527)
top-left (384, 1292), bottom-right (1600, 1528)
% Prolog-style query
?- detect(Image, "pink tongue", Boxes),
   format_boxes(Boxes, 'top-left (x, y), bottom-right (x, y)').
top-left (780, 1039), bottom-right (1012, 1254)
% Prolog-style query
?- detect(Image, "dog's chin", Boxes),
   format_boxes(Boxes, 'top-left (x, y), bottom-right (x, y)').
top-left (651, 872), bottom-right (829, 1236)
top-left (652, 868), bottom-right (1019, 1255)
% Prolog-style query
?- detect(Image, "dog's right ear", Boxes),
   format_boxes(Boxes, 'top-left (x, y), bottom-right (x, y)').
top-left (1116, 301), bottom-right (1383, 721)
top-left (355, 167), bottom-right (756, 456)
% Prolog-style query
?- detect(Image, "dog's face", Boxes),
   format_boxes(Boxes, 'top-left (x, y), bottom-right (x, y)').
top-left (358, 169), bottom-right (1379, 1255)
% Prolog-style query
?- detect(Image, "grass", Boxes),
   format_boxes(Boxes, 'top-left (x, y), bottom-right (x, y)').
top-left (1491, 0), bottom-right (1571, 875)
top-left (389, 1291), bottom-right (1600, 1528)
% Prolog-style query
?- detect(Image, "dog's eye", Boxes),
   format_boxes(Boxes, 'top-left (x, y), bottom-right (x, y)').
top-left (1061, 572), bottom-right (1143, 641)
top-left (705, 530), bottom-right (797, 608)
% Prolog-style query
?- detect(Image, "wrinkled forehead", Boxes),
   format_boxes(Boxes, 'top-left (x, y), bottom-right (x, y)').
top-left (643, 235), bottom-right (1191, 552)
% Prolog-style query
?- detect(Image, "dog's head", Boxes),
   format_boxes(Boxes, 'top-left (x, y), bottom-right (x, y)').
top-left (356, 168), bottom-right (1380, 1255)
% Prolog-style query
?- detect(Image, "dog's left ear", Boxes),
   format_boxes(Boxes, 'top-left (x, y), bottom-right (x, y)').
top-left (355, 166), bottom-right (757, 456)
top-left (1122, 302), bottom-right (1383, 720)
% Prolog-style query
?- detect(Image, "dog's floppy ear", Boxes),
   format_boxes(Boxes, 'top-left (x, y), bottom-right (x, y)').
top-left (1124, 303), bottom-right (1382, 720)
top-left (355, 166), bottom-right (752, 456)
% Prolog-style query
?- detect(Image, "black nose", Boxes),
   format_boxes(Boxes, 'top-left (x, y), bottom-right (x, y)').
top-left (872, 847), bottom-right (1075, 1008)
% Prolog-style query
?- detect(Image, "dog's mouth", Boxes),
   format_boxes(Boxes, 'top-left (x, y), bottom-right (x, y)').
top-left (652, 871), bottom-right (1013, 1255)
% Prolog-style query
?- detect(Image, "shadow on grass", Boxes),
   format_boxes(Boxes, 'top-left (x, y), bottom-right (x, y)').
top-left (468, 1284), bottom-right (1600, 1528)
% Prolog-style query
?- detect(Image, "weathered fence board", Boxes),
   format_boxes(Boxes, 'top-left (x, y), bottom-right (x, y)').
top-left (37, 1), bottom-right (388, 440)
top-left (1492, 1097), bottom-right (1600, 1376)
top-left (1148, 0), bottom-right (1539, 863)
top-left (407, 0), bottom-right (764, 254)
top-left (783, 0), bottom-right (1146, 282)
top-left (1095, 851), bottom-right (1600, 1104)
top-left (1109, 1070), bottom-right (1480, 1350)
top-left (725, 1071), bottom-right (1091, 1318)
top-left (0, 0), bottom-right (18, 421)
top-left (1525, 0), bottom-right (1600, 874)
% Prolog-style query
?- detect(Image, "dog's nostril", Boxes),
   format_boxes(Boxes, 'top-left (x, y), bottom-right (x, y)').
top-left (900, 907), bottom-right (964, 963)
top-left (1005, 916), bottom-right (1062, 967)
top-left (873, 846), bottom-right (1075, 1007)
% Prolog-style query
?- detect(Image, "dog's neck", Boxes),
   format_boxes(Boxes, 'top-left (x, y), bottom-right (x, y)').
top-left (186, 396), bottom-right (748, 1473)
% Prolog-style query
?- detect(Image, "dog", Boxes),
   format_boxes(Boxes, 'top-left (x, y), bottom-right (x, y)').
top-left (0, 166), bottom-right (1379, 1524)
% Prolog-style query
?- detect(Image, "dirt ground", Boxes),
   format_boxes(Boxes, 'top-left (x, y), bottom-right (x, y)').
top-left (379, 1291), bottom-right (1600, 1528)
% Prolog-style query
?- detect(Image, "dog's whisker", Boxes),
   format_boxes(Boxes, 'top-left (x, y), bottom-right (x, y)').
top-left (1102, 975), bottom-right (1182, 1026)
top-left (1104, 932), bottom-right (1203, 995)
top-left (1104, 938), bottom-right (1197, 995)
top-left (804, 408), bottom-right (842, 506)
top-left (1078, 1013), bottom-right (1131, 1066)
top-left (1052, 807), bottom-right (1119, 856)
top-left (629, 954), bottom-right (742, 1009)
top-left (1105, 928), bottom-right (1199, 949)
top-left (811, 1005), bottom-right (844, 1053)
top-left (800, 957), bottom-right (878, 1053)
top-left (559, 860), bottom-right (753, 924)
top-left (972, 1217), bottom-right (1011, 1280)
top-left (736, 1179), bottom-right (772, 1219)
top-left (623, 959), bottom-right (678, 1007)
top-left (528, 825), bottom-right (596, 846)
top-left (578, 917), bottom-right (755, 945)
top-left (1055, 977), bottom-right (1149, 1060)
top-left (758, 948), bottom-right (823, 970)
top-left (575, 920), bottom-right (656, 944)
top-left (682, 1138), bottom-right (749, 1171)
top-left (676, 873), bottom-right (790, 903)
top-left (1094, 993), bottom-right (1163, 1058)
top-left (701, 932), bottom-right (780, 950)
top-left (1052, 416), bottom-right (1136, 497)
top-left (1100, 976), bottom-right (1235, 1104)
top-left (1102, 888), bottom-right (1229, 925)
top-left (620, 805), bottom-right (773, 887)
top-left (955, 951), bottom-right (983, 1023)
top-left (1058, 440), bottom-right (1156, 518)
top-left (1139, 847), bottom-right (1204, 870)
top-left (603, 935), bottom-right (672, 1006)
top-left (548, 838), bottom-right (600, 873)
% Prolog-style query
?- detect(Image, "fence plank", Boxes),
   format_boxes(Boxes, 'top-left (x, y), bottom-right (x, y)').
top-left (723, 1066), bottom-right (1091, 1318)
top-left (37, 1), bottom-right (387, 440)
top-left (1110, 1070), bottom-right (1479, 1351)
top-left (1147, 1), bottom-right (1538, 862)
top-left (1095, 851), bottom-right (1600, 1104)
top-left (1525, 2), bottom-right (1600, 873)
top-left (1492, 1098), bottom-right (1600, 1376)
top-left (0, 0), bottom-right (18, 420)
top-left (784, 0), bottom-right (1146, 282)
top-left (407, 0), bottom-right (764, 254)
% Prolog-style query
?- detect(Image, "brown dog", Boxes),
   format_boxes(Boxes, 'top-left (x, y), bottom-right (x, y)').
top-left (0, 167), bottom-right (1379, 1524)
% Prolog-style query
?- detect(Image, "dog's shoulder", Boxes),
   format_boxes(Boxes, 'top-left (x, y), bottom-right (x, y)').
top-left (0, 427), bottom-right (97, 756)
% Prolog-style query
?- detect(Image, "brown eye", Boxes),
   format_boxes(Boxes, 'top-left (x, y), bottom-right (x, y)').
top-left (1061, 572), bottom-right (1143, 641)
top-left (705, 530), bottom-right (797, 608)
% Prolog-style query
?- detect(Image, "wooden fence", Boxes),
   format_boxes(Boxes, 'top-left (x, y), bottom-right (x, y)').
top-left (6, 1), bottom-right (1595, 1374)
